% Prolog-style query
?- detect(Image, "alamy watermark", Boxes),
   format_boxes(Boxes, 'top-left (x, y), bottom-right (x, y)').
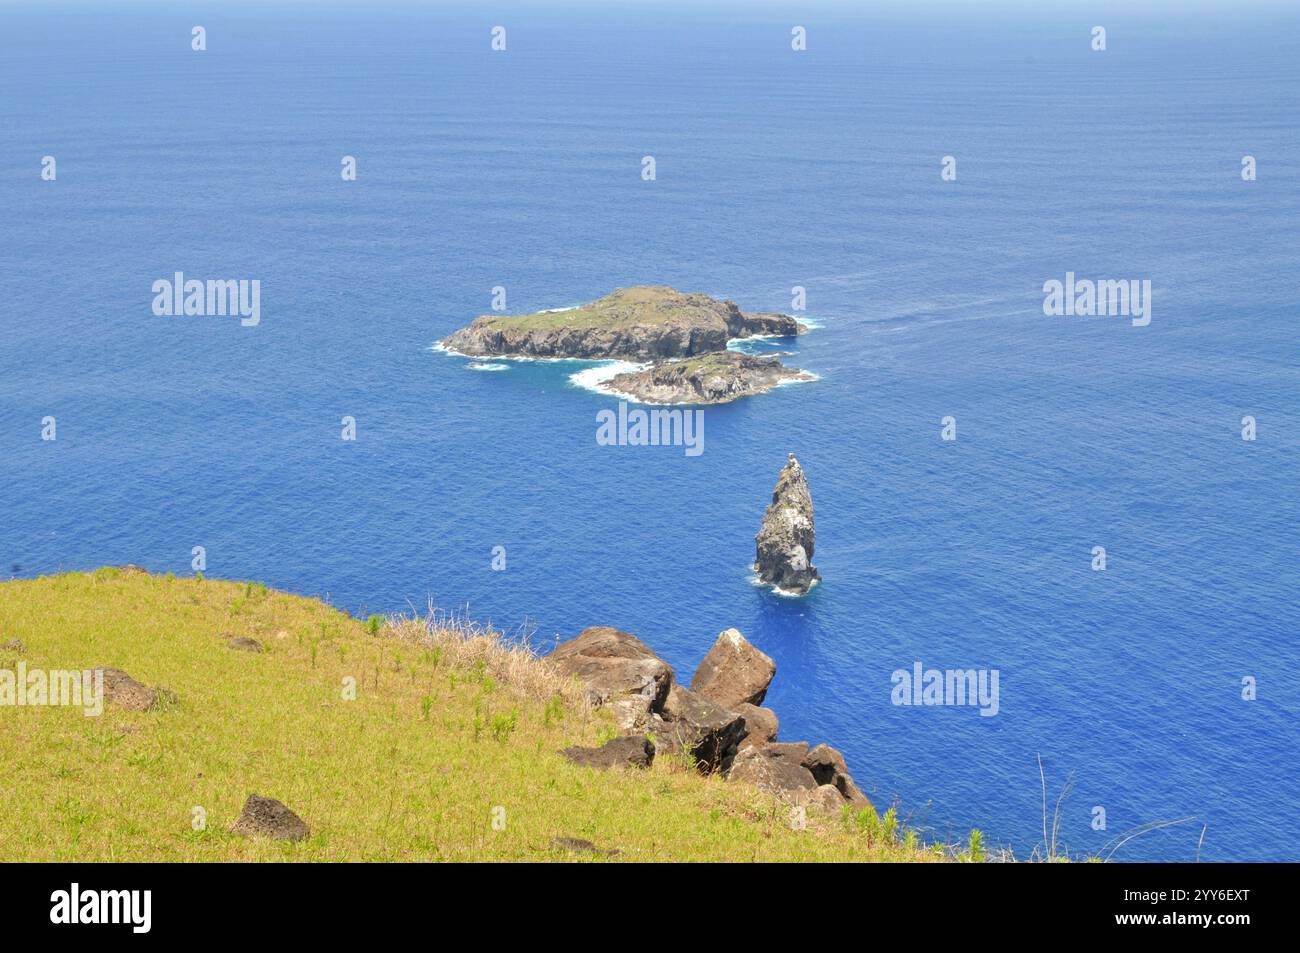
top-left (1, 664), bottom-right (103, 716)
top-left (50, 883), bottom-right (151, 933)
top-left (1043, 272), bottom-right (1151, 327)
top-left (596, 402), bottom-right (704, 457)
top-left (152, 272), bottom-right (260, 326)
top-left (891, 662), bottom-right (999, 716)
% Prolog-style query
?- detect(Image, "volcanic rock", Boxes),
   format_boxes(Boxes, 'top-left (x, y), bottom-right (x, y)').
top-left (97, 668), bottom-right (176, 712)
top-left (605, 352), bottom-right (812, 405)
top-left (655, 683), bottom-right (746, 772)
top-left (804, 743), bottom-right (871, 808)
top-left (754, 453), bottom-right (820, 594)
top-left (801, 784), bottom-right (850, 813)
top-left (550, 837), bottom-right (618, 856)
top-left (229, 794), bottom-right (310, 842)
top-left (727, 743), bottom-right (818, 799)
top-left (735, 703), bottom-right (779, 750)
top-left (551, 626), bottom-right (675, 713)
top-left (691, 628), bottom-right (776, 708)
top-left (560, 735), bottom-right (655, 770)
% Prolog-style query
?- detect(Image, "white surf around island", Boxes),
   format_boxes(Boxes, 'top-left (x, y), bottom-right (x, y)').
top-left (749, 570), bottom-right (818, 598)
top-left (567, 360), bottom-right (651, 399)
top-left (777, 371), bottom-right (821, 386)
top-left (434, 340), bottom-right (599, 365)
top-left (567, 358), bottom-right (816, 405)
top-left (467, 362), bottom-right (509, 371)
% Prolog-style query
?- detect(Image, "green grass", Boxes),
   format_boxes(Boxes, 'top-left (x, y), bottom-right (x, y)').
top-left (0, 569), bottom-right (943, 862)
top-left (642, 352), bottom-right (762, 374)
top-left (473, 285), bottom-right (727, 333)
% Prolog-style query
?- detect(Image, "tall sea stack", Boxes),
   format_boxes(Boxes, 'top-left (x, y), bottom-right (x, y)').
top-left (754, 453), bottom-right (820, 594)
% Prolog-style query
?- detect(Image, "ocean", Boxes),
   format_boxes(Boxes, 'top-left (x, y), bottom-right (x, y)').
top-left (2, 0), bottom-right (1297, 860)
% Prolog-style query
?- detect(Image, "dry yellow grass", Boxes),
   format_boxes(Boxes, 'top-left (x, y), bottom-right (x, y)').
top-left (0, 569), bottom-right (945, 862)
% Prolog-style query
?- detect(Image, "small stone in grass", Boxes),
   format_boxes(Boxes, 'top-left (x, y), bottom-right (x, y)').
top-left (229, 795), bottom-right (310, 842)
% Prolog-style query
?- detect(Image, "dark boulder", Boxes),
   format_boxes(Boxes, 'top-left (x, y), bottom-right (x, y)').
top-left (229, 795), bottom-right (310, 842)
top-left (97, 668), bottom-right (176, 712)
top-left (656, 684), bottom-right (746, 772)
top-left (804, 743), bottom-right (871, 808)
top-left (560, 735), bottom-right (655, 770)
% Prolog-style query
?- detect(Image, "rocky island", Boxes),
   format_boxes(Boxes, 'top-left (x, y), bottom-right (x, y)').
top-left (755, 453), bottom-right (821, 594)
top-left (604, 351), bottom-right (813, 405)
top-left (441, 285), bottom-right (813, 404)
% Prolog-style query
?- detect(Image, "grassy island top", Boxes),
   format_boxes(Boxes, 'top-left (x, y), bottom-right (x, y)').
top-left (471, 286), bottom-right (740, 332)
top-left (0, 569), bottom-right (947, 862)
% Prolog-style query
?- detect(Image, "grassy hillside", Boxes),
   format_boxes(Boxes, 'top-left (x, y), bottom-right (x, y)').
top-left (0, 569), bottom-right (944, 862)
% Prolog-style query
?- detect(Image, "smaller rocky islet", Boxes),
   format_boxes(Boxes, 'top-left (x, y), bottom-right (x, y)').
top-left (754, 453), bottom-right (821, 595)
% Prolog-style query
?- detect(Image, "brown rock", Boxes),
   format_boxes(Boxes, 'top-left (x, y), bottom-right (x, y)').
top-left (550, 837), bottom-right (618, 856)
top-left (228, 637), bottom-right (264, 653)
top-left (97, 668), bottom-right (176, 712)
top-left (767, 741), bottom-right (810, 764)
top-left (800, 784), bottom-right (849, 813)
top-left (229, 795), bottom-right (310, 842)
top-left (727, 743), bottom-right (818, 799)
top-left (735, 703), bottom-right (778, 749)
top-left (608, 694), bottom-right (655, 732)
top-left (560, 735), bottom-right (655, 770)
top-left (1, 639), bottom-right (25, 654)
top-left (551, 627), bottom-right (674, 712)
top-left (803, 742), bottom-right (849, 783)
top-left (690, 628), bottom-right (776, 708)
top-left (804, 743), bottom-right (871, 808)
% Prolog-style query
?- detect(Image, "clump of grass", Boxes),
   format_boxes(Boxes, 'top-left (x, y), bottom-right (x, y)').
top-left (382, 605), bottom-right (588, 711)
top-left (594, 724), bottom-right (620, 746)
top-left (1003, 754), bottom-right (1197, 863)
top-left (490, 709), bottom-right (519, 743)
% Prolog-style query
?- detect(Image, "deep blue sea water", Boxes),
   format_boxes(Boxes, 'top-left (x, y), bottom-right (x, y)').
top-left (2, 1), bottom-right (1297, 861)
